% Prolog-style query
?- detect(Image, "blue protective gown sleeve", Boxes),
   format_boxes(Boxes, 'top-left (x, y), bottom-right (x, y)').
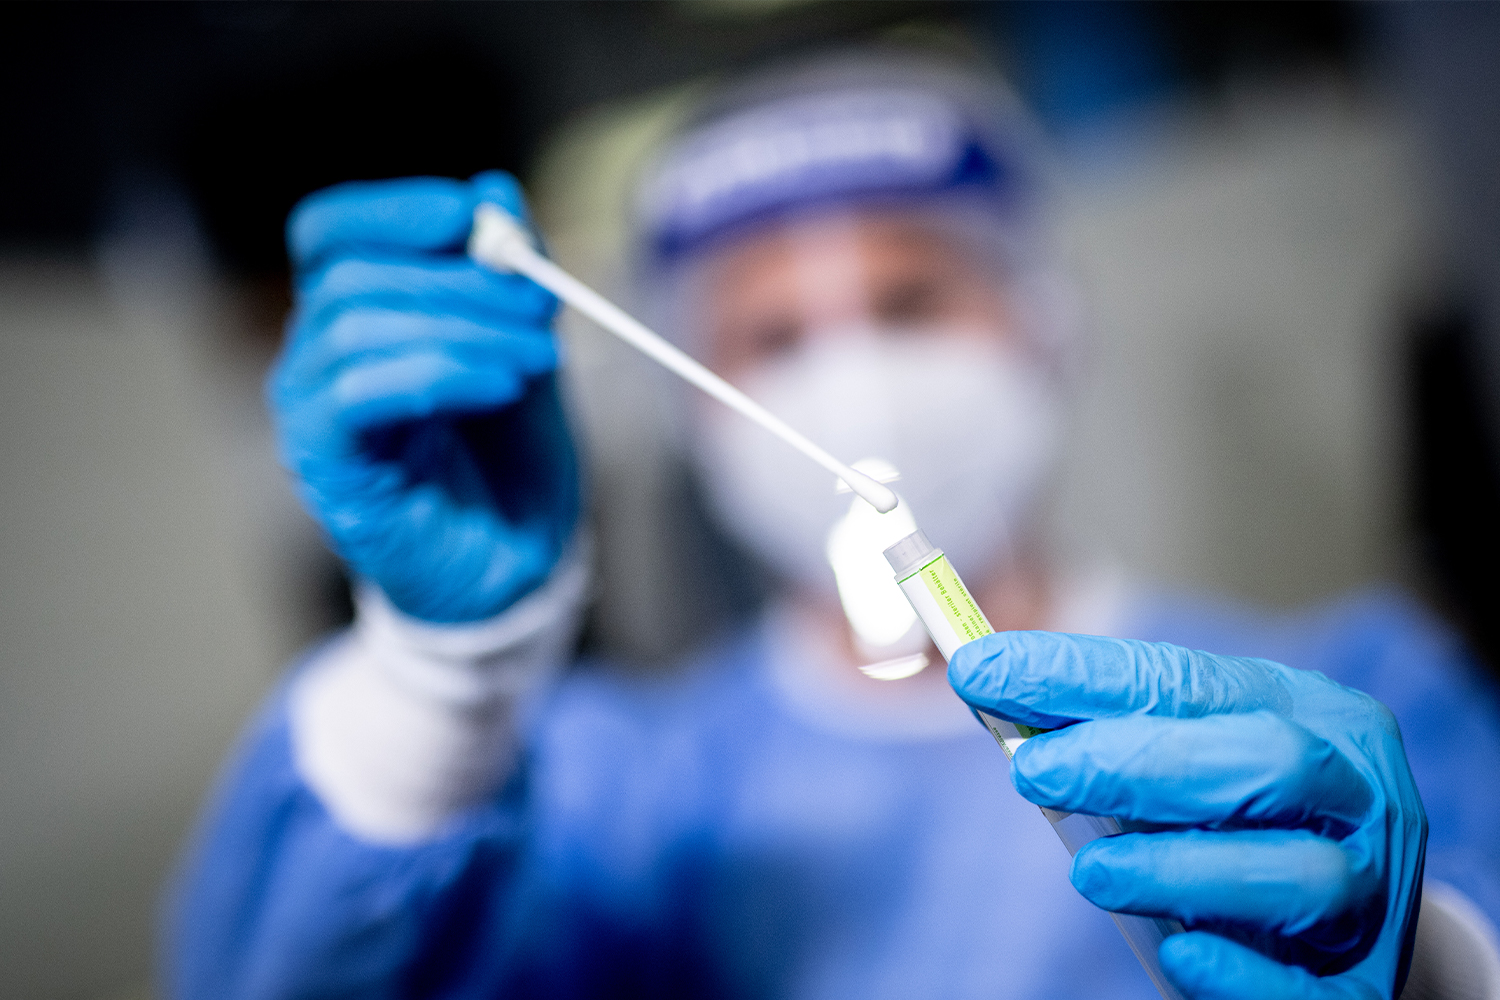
top-left (163, 655), bottom-right (717, 1000)
top-left (163, 678), bottom-right (535, 1000)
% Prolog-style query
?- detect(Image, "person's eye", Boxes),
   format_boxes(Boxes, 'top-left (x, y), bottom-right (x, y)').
top-left (874, 279), bottom-right (945, 327)
top-left (749, 319), bottom-right (801, 359)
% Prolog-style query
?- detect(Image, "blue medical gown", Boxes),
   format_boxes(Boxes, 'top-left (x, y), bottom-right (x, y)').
top-left (165, 587), bottom-right (1500, 999)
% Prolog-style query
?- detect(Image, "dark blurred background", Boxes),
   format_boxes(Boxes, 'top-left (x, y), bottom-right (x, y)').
top-left (2, 1), bottom-right (1377, 270)
top-left (2, 3), bottom-right (1498, 997)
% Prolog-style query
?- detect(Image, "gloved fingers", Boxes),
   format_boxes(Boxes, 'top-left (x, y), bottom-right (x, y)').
top-left (294, 255), bottom-right (557, 338)
top-left (287, 176), bottom-right (478, 271)
top-left (282, 348), bottom-right (543, 453)
top-left (1011, 714), bottom-right (1373, 831)
top-left (1159, 932), bottom-right (1378, 1000)
top-left (948, 631), bottom-right (1292, 729)
top-left (1071, 830), bottom-right (1377, 938)
top-left (275, 309), bottom-right (558, 392)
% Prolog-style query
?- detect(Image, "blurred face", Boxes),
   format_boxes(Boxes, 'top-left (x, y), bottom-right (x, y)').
top-left (694, 210), bottom-right (1017, 380)
top-left (683, 204), bottom-right (1063, 630)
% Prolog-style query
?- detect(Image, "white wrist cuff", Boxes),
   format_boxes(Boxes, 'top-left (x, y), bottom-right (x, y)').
top-left (1407, 879), bottom-right (1500, 1000)
top-left (355, 542), bottom-right (591, 709)
top-left (288, 539), bottom-right (591, 844)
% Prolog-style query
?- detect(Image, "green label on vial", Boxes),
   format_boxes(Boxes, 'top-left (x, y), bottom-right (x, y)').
top-left (915, 554), bottom-right (993, 646)
top-left (914, 558), bottom-right (1052, 744)
top-left (981, 713), bottom-right (1051, 758)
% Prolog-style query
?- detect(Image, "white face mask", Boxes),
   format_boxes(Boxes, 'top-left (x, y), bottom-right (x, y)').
top-left (691, 328), bottom-right (1062, 598)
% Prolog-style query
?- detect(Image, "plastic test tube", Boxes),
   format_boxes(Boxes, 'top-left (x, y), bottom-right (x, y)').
top-left (883, 529), bottom-right (1188, 1000)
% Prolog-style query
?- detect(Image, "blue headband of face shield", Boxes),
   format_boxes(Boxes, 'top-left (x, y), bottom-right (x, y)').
top-left (636, 83), bottom-right (1031, 266)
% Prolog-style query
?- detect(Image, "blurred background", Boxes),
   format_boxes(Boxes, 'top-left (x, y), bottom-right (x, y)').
top-left (2, 2), bottom-right (1498, 997)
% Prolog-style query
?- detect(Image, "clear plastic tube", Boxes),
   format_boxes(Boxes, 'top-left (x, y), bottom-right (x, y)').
top-left (884, 529), bottom-right (1187, 1000)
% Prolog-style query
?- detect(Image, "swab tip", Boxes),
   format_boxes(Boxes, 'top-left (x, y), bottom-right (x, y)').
top-left (468, 203), bottom-right (534, 271)
top-left (847, 476), bottom-right (899, 514)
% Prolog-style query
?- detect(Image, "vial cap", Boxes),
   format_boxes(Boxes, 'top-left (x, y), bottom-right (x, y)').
top-left (884, 530), bottom-right (937, 578)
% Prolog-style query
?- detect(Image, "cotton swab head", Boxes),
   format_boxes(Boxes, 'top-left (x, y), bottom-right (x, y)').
top-left (468, 203), bottom-right (534, 266)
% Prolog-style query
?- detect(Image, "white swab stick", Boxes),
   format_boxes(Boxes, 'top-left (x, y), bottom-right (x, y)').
top-left (468, 203), bottom-right (899, 514)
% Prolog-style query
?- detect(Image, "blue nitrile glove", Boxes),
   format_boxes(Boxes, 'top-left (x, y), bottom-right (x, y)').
top-left (270, 171), bottom-right (580, 623)
top-left (949, 632), bottom-right (1427, 1000)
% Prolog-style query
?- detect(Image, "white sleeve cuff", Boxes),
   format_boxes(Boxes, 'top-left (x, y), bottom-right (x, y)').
top-left (354, 542), bottom-right (591, 710)
top-left (288, 539), bottom-right (591, 845)
top-left (1406, 879), bottom-right (1500, 1000)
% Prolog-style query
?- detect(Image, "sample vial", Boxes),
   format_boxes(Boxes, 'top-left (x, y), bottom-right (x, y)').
top-left (884, 529), bottom-right (1188, 1000)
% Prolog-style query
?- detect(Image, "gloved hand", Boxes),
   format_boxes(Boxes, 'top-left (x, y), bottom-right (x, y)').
top-left (949, 632), bottom-right (1427, 1000)
top-left (270, 171), bottom-right (579, 623)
